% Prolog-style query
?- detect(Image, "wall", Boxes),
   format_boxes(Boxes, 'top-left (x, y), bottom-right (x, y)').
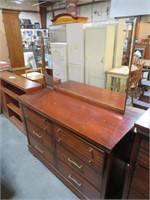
top-left (47, 1), bottom-right (111, 27)
top-left (0, 10), bottom-right (10, 63)
top-left (19, 12), bottom-right (41, 28)
top-left (138, 22), bottom-right (150, 42)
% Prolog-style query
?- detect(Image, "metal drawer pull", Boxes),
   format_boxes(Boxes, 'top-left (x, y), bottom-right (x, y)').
top-left (57, 138), bottom-right (62, 143)
top-left (68, 158), bottom-right (83, 170)
top-left (35, 145), bottom-right (44, 154)
top-left (32, 131), bottom-right (42, 138)
top-left (68, 175), bottom-right (82, 187)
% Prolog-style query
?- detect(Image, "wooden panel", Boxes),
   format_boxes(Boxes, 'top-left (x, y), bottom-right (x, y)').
top-left (2, 10), bottom-right (24, 68)
top-left (128, 165), bottom-right (149, 199)
top-left (54, 81), bottom-right (126, 114)
top-left (137, 139), bottom-right (149, 169)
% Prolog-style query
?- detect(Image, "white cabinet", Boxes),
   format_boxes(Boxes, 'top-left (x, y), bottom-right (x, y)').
top-left (51, 43), bottom-right (68, 82)
top-left (85, 26), bottom-right (115, 88)
top-left (67, 23), bottom-right (84, 83)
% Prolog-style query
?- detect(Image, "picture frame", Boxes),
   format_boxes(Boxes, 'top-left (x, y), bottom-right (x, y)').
top-left (133, 43), bottom-right (147, 59)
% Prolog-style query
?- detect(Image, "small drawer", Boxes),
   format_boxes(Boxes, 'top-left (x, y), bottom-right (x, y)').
top-left (54, 125), bottom-right (105, 174)
top-left (29, 135), bottom-right (55, 166)
top-left (137, 139), bottom-right (149, 169)
top-left (26, 120), bottom-right (53, 152)
top-left (57, 159), bottom-right (101, 200)
top-left (56, 144), bottom-right (102, 191)
top-left (22, 105), bottom-right (52, 134)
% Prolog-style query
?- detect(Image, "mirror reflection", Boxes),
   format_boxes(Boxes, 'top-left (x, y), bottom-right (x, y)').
top-left (49, 18), bottom-right (133, 113)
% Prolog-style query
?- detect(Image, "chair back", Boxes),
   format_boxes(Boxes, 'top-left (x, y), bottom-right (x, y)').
top-left (128, 61), bottom-right (145, 89)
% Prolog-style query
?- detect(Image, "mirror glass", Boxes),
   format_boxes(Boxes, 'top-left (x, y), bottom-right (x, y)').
top-left (49, 17), bottom-right (135, 113)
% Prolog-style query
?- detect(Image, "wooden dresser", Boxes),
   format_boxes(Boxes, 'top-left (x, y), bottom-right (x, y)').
top-left (0, 71), bottom-right (42, 133)
top-left (18, 81), bottom-right (145, 199)
top-left (123, 108), bottom-right (150, 199)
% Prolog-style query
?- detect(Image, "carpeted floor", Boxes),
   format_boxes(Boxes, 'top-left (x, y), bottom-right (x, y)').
top-left (0, 114), bottom-right (79, 200)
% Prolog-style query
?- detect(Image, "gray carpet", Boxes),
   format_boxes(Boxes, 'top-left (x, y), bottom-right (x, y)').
top-left (0, 114), bottom-right (79, 200)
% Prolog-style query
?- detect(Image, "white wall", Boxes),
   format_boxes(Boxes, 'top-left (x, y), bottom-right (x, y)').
top-left (19, 12), bottom-right (41, 28)
top-left (0, 10), bottom-right (10, 63)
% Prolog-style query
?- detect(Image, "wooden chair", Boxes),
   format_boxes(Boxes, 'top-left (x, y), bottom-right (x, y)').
top-left (21, 67), bottom-right (43, 84)
top-left (128, 60), bottom-right (145, 105)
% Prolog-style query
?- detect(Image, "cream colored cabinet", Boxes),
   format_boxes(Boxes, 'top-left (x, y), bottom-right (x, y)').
top-left (67, 23), bottom-right (84, 83)
top-left (85, 26), bottom-right (115, 88)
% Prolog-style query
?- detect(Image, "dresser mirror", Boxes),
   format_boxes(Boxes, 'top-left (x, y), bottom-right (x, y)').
top-left (47, 17), bottom-right (138, 114)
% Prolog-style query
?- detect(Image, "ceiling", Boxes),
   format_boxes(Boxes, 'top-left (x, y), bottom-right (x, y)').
top-left (0, 0), bottom-right (110, 11)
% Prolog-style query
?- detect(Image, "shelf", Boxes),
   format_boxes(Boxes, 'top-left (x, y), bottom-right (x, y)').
top-left (1, 86), bottom-right (18, 99)
top-left (9, 116), bottom-right (24, 133)
top-left (7, 103), bottom-right (21, 117)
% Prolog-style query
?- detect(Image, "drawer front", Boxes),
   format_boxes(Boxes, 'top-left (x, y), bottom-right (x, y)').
top-left (56, 144), bottom-right (102, 191)
top-left (54, 125), bottom-right (105, 174)
top-left (129, 165), bottom-right (149, 199)
top-left (29, 135), bottom-right (55, 166)
top-left (137, 139), bottom-right (149, 169)
top-left (57, 159), bottom-right (101, 200)
top-left (22, 105), bottom-right (52, 134)
top-left (26, 119), bottom-right (53, 152)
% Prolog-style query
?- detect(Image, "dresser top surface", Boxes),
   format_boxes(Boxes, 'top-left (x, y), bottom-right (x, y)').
top-left (19, 88), bottom-right (144, 152)
top-left (0, 71), bottom-right (42, 92)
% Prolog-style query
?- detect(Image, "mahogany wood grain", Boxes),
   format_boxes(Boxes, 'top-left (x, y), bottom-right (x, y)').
top-left (18, 88), bottom-right (143, 152)
top-left (0, 71), bottom-right (42, 93)
top-left (2, 10), bottom-right (25, 69)
top-left (54, 80), bottom-right (126, 114)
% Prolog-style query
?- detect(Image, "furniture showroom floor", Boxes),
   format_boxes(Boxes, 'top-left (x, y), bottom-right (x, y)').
top-left (0, 114), bottom-right (79, 200)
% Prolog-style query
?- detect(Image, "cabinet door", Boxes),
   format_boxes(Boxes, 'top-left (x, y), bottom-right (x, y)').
top-left (67, 23), bottom-right (84, 83)
top-left (51, 43), bottom-right (68, 82)
top-left (85, 26), bottom-right (115, 88)
top-left (2, 10), bottom-right (24, 68)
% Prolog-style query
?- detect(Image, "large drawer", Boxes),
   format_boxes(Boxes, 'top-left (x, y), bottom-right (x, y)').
top-left (29, 135), bottom-right (55, 166)
top-left (56, 144), bottom-right (102, 191)
top-left (22, 105), bottom-right (52, 134)
top-left (26, 119), bottom-right (53, 152)
top-left (54, 125), bottom-right (105, 174)
top-left (137, 139), bottom-right (149, 169)
top-left (57, 158), bottom-right (101, 200)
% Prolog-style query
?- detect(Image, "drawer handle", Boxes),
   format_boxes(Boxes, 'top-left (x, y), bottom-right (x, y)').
top-left (42, 118), bottom-right (46, 122)
top-left (35, 145), bottom-right (44, 154)
top-left (32, 131), bottom-right (42, 139)
top-left (68, 175), bottom-right (82, 187)
top-left (57, 138), bottom-right (62, 143)
top-left (68, 158), bottom-right (83, 170)
top-left (57, 128), bottom-right (61, 133)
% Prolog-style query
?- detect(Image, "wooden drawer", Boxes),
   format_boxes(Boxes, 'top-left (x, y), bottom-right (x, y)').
top-left (29, 135), bottom-right (55, 166)
top-left (137, 139), bottom-right (149, 169)
top-left (26, 119), bottom-right (53, 152)
top-left (57, 158), bottom-right (101, 200)
top-left (56, 144), bottom-right (102, 191)
top-left (54, 125), bottom-right (105, 174)
top-left (22, 105), bottom-right (52, 134)
top-left (129, 165), bottom-right (149, 199)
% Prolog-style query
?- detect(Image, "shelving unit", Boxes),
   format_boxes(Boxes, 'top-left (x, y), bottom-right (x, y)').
top-left (0, 71), bottom-right (42, 134)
